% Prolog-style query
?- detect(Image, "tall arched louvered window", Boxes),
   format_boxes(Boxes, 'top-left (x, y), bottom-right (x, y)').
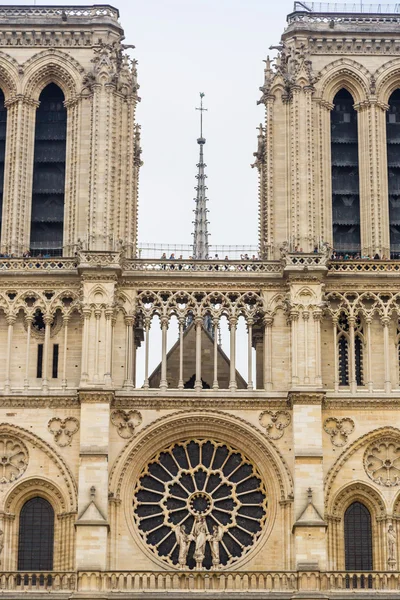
top-left (30, 83), bottom-right (66, 256)
top-left (0, 90), bottom-right (7, 244)
top-left (18, 497), bottom-right (54, 570)
top-left (344, 501), bottom-right (373, 571)
top-left (387, 90), bottom-right (400, 257)
top-left (331, 89), bottom-right (361, 255)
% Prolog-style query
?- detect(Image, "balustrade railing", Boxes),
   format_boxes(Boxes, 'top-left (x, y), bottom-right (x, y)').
top-left (123, 259), bottom-right (282, 273)
top-left (1, 571), bottom-right (399, 594)
top-left (328, 260), bottom-right (400, 273)
top-left (0, 5), bottom-right (120, 20)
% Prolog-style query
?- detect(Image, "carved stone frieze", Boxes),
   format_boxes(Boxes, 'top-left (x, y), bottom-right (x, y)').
top-left (0, 436), bottom-right (28, 484)
top-left (259, 410), bottom-right (291, 440)
top-left (324, 417), bottom-right (355, 447)
top-left (48, 417), bottom-right (80, 447)
top-left (79, 391), bottom-right (114, 404)
top-left (110, 409), bottom-right (142, 439)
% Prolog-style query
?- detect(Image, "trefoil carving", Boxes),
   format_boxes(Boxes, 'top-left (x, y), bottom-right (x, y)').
top-left (48, 417), bottom-right (80, 447)
top-left (259, 410), bottom-right (291, 440)
top-left (111, 409), bottom-right (142, 439)
top-left (324, 417), bottom-right (355, 447)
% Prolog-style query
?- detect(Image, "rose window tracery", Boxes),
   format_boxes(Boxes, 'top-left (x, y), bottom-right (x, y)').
top-left (364, 439), bottom-right (400, 487)
top-left (0, 437), bottom-right (29, 484)
top-left (133, 440), bottom-right (268, 570)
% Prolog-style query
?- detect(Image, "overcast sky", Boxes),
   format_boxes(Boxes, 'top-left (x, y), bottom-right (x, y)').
top-left (17, 0), bottom-right (292, 248)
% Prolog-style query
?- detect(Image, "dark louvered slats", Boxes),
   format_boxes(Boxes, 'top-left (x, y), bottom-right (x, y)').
top-left (344, 501), bottom-right (373, 571)
top-left (331, 89), bottom-right (361, 254)
top-left (30, 83), bottom-right (66, 256)
top-left (18, 497), bottom-right (54, 571)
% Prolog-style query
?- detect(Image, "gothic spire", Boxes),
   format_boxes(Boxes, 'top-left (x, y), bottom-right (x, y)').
top-left (192, 93), bottom-right (210, 260)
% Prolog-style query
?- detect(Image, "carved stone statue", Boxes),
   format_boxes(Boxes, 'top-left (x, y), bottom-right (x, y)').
top-left (174, 524), bottom-right (191, 569)
top-left (388, 524), bottom-right (397, 565)
top-left (193, 516), bottom-right (208, 569)
top-left (0, 529), bottom-right (4, 566)
top-left (210, 524), bottom-right (224, 569)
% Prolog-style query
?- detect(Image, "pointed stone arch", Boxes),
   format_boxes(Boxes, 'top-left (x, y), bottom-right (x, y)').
top-left (22, 49), bottom-right (83, 103)
top-left (317, 58), bottom-right (370, 105)
top-left (375, 57), bottom-right (400, 105)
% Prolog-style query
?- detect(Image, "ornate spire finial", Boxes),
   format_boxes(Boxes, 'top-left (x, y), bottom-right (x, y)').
top-left (192, 93), bottom-right (210, 261)
top-left (196, 92), bottom-right (207, 142)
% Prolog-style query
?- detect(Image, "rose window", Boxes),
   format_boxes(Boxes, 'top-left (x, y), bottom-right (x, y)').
top-left (0, 436), bottom-right (29, 484)
top-left (133, 440), bottom-right (268, 570)
top-left (364, 439), bottom-right (400, 487)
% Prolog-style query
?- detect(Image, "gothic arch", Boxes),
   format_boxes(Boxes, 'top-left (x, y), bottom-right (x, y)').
top-left (109, 410), bottom-right (293, 570)
top-left (317, 59), bottom-right (370, 105)
top-left (4, 476), bottom-right (67, 515)
top-left (325, 426), bottom-right (400, 511)
top-left (0, 422), bottom-right (77, 513)
top-left (0, 52), bottom-right (19, 101)
top-left (22, 50), bottom-right (83, 103)
top-left (374, 58), bottom-right (400, 104)
top-left (328, 481), bottom-right (386, 520)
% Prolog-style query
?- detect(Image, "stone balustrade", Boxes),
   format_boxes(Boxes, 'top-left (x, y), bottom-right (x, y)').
top-left (0, 5), bottom-right (120, 20)
top-left (1, 571), bottom-right (399, 595)
top-left (328, 260), bottom-right (400, 273)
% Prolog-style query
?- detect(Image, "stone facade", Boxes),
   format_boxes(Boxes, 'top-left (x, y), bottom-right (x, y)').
top-left (0, 3), bottom-right (400, 599)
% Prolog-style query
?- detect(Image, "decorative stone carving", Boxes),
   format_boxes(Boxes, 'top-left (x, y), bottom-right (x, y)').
top-left (388, 524), bottom-right (397, 570)
top-left (110, 409), bottom-right (142, 439)
top-left (324, 417), bottom-right (355, 447)
top-left (48, 417), bottom-right (79, 447)
top-left (364, 438), bottom-right (400, 487)
top-left (133, 439), bottom-right (267, 570)
top-left (259, 410), bottom-right (291, 440)
top-left (0, 530), bottom-right (3, 566)
top-left (0, 436), bottom-right (28, 483)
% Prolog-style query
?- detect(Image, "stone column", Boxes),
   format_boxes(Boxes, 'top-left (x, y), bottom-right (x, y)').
top-left (247, 318), bottom-right (254, 391)
top-left (348, 316), bottom-right (357, 394)
top-left (195, 316), bottom-right (203, 391)
top-left (4, 314), bottom-right (15, 393)
top-left (229, 316), bottom-right (237, 391)
top-left (160, 316), bottom-right (169, 391)
top-left (313, 310), bottom-right (322, 387)
top-left (263, 315), bottom-right (273, 391)
top-left (61, 315), bottom-right (69, 390)
top-left (366, 316), bottom-right (373, 393)
top-left (123, 316), bottom-right (134, 389)
top-left (178, 317), bottom-right (184, 390)
top-left (80, 307), bottom-right (91, 384)
top-left (382, 316), bottom-right (392, 394)
top-left (42, 314), bottom-right (52, 392)
top-left (290, 310), bottom-right (299, 386)
top-left (213, 318), bottom-right (219, 390)
top-left (143, 318), bottom-right (151, 390)
top-left (24, 315), bottom-right (32, 390)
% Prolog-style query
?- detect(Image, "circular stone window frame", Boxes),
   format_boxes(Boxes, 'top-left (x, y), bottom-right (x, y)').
top-left (364, 436), bottom-right (400, 487)
top-left (133, 438), bottom-right (268, 569)
top-left (113, 411), bottom-right (292, 572)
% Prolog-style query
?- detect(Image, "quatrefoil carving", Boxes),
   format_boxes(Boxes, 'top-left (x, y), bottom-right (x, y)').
top-left (259, 410), bottom-right (291, 440)
top-left (324, 417), bottom-right (355, 447)
top-left (48, 417), bottom-right (80, 447)
top-left (111, 409), bottom-right (142, 439)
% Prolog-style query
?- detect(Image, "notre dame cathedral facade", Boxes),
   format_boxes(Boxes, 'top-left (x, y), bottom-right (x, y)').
top-left (1, 2), bottom-right (400, 598)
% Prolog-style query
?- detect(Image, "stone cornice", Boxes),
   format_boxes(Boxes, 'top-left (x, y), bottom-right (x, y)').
top-left (288, 391), bottom-right (326, 406)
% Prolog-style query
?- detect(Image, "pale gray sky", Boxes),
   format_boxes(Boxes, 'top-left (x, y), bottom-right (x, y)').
top-left (15, 0), bottom-right (291, 247)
